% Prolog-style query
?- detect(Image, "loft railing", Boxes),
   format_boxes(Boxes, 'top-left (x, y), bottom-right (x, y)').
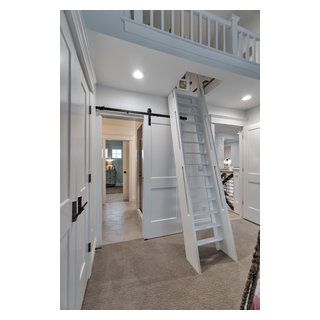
top-left (129, 10), bottom-right (260, 64)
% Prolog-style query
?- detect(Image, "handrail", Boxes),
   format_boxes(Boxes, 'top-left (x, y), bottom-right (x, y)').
top-left (129, 10), bottom-right (260, 64)
top-left (238, 25), bottom-right (260, 40)
top-left (196, 10), bottom-right (232, 27)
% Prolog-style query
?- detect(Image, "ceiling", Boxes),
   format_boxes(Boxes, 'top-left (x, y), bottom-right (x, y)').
top-left (86, 29), bottom-right (260, 110)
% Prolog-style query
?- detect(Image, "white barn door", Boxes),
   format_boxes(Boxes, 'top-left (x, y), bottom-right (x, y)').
top-left (143, 116), bottom-right (182, 239)
top-left (243, 123), bottom-right (260, 225)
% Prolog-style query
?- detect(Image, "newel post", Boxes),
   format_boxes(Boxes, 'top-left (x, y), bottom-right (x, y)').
top-left (134, 10), bottom-right (143, 23)
top-left (230, 14), bottom-right (240, 56)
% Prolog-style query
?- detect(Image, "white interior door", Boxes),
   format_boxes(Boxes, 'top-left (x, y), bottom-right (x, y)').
top-left (60, 27), bottom-right (72, 310)
top-left (60, 11), bottom-right (89, 309)
top-left (143, 116), bottom-right (182, 239)
top-left (123, 141), bottom-right (129, 200)
top-left (243, 123), bottom-right (260, 225)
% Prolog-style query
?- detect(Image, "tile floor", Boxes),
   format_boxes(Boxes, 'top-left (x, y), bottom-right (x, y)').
top-left (102, 199), bottom-right (143, 245)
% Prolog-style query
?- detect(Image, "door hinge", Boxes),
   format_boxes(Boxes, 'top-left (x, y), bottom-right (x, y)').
top-left (88, 174), bottom-right (92, 183)
top-left (88, 242), bottom-right (92, 253)
top-left (89, 105), bottom-right (92, 114)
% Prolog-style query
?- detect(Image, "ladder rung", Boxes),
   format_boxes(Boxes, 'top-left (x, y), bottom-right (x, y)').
top-left (182, 120), bottom-right (201, 124)
top-left (193, 210), bottom-right (218, 217)
top-left (178, 101), bottom-right (198, 107)
top-left (197, 237), bottom-right (223, 246)
top-left (195, 222), bottom-right (220, 232)
top-left (188, 174), bottom-right (211, 177)
top-left (190, 186), bottom-right (214, 190)
top-left (182, 130), bottom-right (203, 134)
top-left (182, 140), bottom-right (204, 144)
top-left (185, 163), bottom-right (209, 166)
top-left (191, 197), bottom-right (215, 203)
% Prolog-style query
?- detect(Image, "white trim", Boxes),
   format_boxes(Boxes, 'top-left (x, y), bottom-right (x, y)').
top-left (210, 114), bottom-right (247, 127)
top-left (65, 10), bottom-right (96, 93)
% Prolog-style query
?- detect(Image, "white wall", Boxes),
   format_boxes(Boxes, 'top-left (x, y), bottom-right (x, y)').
top-left (246, 105), bottom-right (260, 125)
top-left (96, 84), bottom-right (169, 115)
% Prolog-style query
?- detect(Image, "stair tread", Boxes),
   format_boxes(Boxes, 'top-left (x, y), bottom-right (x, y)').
top-left (185, 163), bottom-right (209, 166)
top-left (178, 102), bottom-right (198, 107)
top-left (182, 130), bottom-right (203, 134)
top-left (188, 174), bottom-right (211, 177)
top-left (176, 89), bottom-right (198, 98)
top-left (182, 140), bottom-right (205, 144)
top-left (190, 186), bottom-right (214, 189)
top-left (184, 151), bottom-right (207, 154)
top-left (195, 222), bottom-right (220, 232)
top-left (191, 197), bottom-right (215, 203)
top-left (193, 210), bottom-right (218, 217)
top-left (197, 236), bottom-right (223, 246)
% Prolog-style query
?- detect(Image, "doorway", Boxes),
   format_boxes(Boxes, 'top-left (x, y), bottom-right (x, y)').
top-left (213, 123), bottom-right (242, 220)
top-left (101, 116), bottom-right (143, 245)
top-left (105, 140), bottom-right (129, 203)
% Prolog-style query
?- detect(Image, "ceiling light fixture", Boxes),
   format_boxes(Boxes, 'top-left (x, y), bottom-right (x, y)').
top-left (132, 70), bottom-right (144, 80)
top-left (241, 95), bottom-right (252, 101)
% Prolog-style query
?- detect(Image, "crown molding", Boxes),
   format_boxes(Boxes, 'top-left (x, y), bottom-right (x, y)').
top-left (65, 10), bottom-right (96, 93)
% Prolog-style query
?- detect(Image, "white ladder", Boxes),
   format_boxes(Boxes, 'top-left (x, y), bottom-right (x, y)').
top-left (168, 85), bottom-right (238, 274)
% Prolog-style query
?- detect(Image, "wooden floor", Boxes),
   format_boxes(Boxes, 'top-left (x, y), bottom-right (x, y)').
top-left (229, 209), bottom-right (241, 220)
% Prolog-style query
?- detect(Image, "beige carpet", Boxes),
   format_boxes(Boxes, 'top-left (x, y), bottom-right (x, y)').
top-left (82, 219), bottom-right (259, 310)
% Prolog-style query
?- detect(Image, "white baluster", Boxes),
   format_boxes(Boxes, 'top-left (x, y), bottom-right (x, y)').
top-left (134, 10), bottom-right (143, 24)
top-left (223, 24), bottom-right (226, 52)
top-left (207, 17), bottom-right (210, 47)
top-left (215, 21), bottom-right (218, 49)
top-left (246, 34), bottom-right (250, 60)
top-left (240, 32), bottom-right (243, 58)
top-left (161, 10), bottom-right (164, 31)
top-left (253, 38), bottom-right (256, 63)
top-left (171, 10), bottom-right (174, 33)
top-left (150, 10), bottom-right (153, 27)
top-left (190, 11), bottom-right (193, 41)
top-left (199, 13), bottom-right (202, 44)
top-left (181, 10), bottom-right (184, 38)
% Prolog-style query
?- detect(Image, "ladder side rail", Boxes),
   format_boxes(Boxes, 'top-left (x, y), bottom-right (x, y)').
top-left (197, 83), bottom-right (238, 261)
top-left (191, 104), bottom-right (220, 243)
top-left (168, 90), bottom-right (202, 273)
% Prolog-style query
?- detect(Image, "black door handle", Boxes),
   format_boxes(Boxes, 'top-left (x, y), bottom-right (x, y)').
top-left (72, 200), bottom-right (88, 222)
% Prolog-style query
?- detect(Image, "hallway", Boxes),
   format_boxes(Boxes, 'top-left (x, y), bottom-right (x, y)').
top-left (102, 201), bottom-right (143, 245)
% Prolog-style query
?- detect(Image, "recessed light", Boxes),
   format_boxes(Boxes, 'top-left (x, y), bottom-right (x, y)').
top-left (241, 95), bottom-right (252, 101)
top-left (133, 70), bottom-right (144, 80)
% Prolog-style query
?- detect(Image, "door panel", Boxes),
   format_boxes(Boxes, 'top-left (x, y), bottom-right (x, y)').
top-left (60, 29), bottom-right (72, 310)
top-left (71, 71), bottom-right (89, 309)
top-left (60, 11), bottom-right (90, 309)
top-left (143, 116), bottom-right (182, 239)
top-left (243, 123), bottom-right (260, 224)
